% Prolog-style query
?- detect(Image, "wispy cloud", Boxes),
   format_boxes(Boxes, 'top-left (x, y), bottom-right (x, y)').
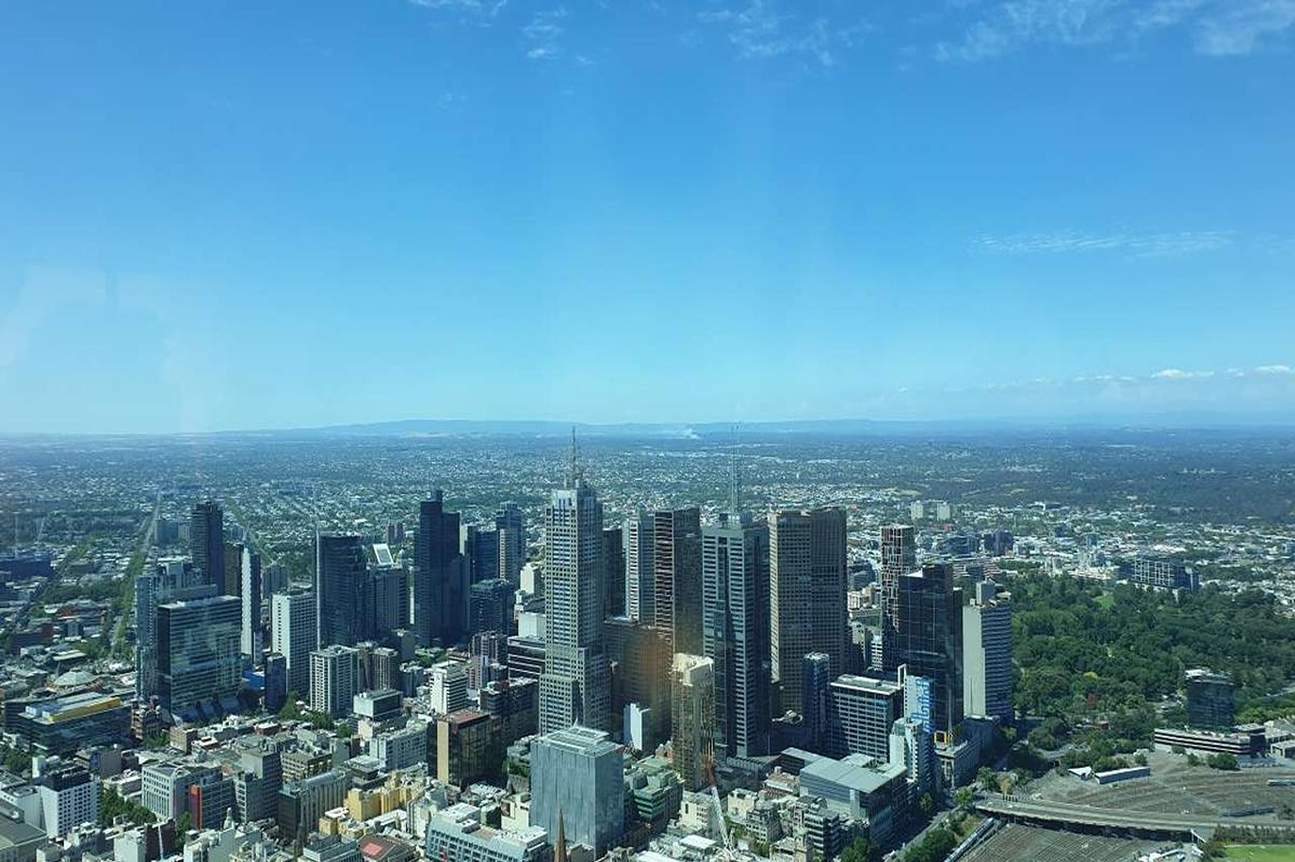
top-left (408, 0), bottom-right (508, 19)
top-left (698, 1), bottom-right (869, 67)
top-left (973, 229), bottom-right (1234, 257)
top-left (1152, 368), bottom-right (1215, 380)
top-left (1255, 364), bottom-right (1295, 375)
top-left (1195, 0), bottom-right (1295, 55)
top-left (936, 0), bottom-right (1295, 61)
top-left (523, 6), bottom-right (567, 60)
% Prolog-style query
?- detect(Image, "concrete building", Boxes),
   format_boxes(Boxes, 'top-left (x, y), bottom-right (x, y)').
top-left (277, 770), bottom-right (347, 842)
top-left (135, 572), bottom-right (162, 700)
top-left (769, 508), bottom-right (847, 712)
top-left (798, 752), bottom-right (908, 847)
top-left (495, 503), bottom-right (528, 588)
top-left (368, 721), bottom-right (429, 772)
top-left (530, 726), bottom-right (623, 857)
top-left (271, 591), bottom-right (317, 699)
top-left (240, 547), bottom-right (263, 660)
top-left (310, 646), bottom-right (360, 718)
top-left (37, 764), bottom-right (99, 838)
top-left (827, 674), bottom-right (903, 762)
top-left (624, 512), bottom-right (655, 624)
top-left (426, 803), bottom-right (551, 862)
top-left (142, 761), bottom-right (222, 823)
top-left (234, 742), bottom-right (283, 823)
top-left (429, 660), bottom-right (469, 715)
top-left (962, 581), bottom-right (1013, 722)
top-left (538, 459), bottom-right (610, 735)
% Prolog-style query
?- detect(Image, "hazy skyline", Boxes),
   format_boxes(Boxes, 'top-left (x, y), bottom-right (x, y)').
top-left (2, 1), bottom-right (1293, 433)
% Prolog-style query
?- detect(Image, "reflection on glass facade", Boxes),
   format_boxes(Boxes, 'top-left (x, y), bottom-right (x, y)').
top-left (158, 595), bottom-right (242, 715)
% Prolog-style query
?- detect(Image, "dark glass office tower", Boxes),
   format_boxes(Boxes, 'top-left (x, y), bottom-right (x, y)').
top-left (602, 526), bottom-right (626, 618)
top-left (315, 533), bottom-right (370, 648)
top-left (701, 512), bottom-right (770, 760)
top-left (652, 507), bottom-right (702, 655)
top-left (770, 508), bottom-right (847, 713)
top-left (415, 490), bottom-right (466, 646)
top-left (191, 500), bottom-right (225, 591)
top-left (880, 524), bottom-right (916, 672)
top-left (896, 562), bottom-right (964, 738)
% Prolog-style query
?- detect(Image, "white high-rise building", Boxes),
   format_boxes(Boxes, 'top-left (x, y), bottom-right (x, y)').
top-left (624, 512), bottom-right (654, 623)
top-left (240, 547), bottom-right (262, 659)
top-left (429, 660), bottom-right (469, 715)
top-left (134, 573), bottom-right (161, 700)
top-left (962, 581), bottom-right (1013, 721)
top-left (271, 592), bottom-right (317, 699)
top-left (309, 645), bottom-right (360, 718)
top-left (538, 446), bottom-right (610, 735)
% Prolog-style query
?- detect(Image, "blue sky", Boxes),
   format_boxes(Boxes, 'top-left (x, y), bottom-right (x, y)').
top-left (1, 0), bottom-right (1293, 433)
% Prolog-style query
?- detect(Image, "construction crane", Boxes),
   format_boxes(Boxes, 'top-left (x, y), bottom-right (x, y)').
top-left (705, 751), bottom-right (741, 860)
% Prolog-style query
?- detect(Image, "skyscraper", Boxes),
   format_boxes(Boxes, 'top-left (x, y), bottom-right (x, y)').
top-left (495, 502), bottom-right (527, 587)
top-left (316, 534), bottom-right (370, 648)
top-left (624, 512), bottom-right (654, 624)
top-left (190, 500), bottom-right (225, 591)
top-left (896, 563), bottom-right (963, 739)
top-left (801, 652), bottom-right (832, 755)
top-left (602, 526), bottom-right (625, 618)
top-left (962, 581), bottom-right (1013, 721)
top-left (223, 541), bottom-right (244, 597)
top-left (769, 508), bottom-right (847, 712)
top-left (241, 546), bottom-right (263, 659)
top-left (469, 578), bottom-right (515, 637)
top-left (828, 674), bottom-right (904, 762)
top-left (671, 654), bottom-right (716, 791)
top-left (157, 595), bottom-right (242, 716)
top-left (651, 507), bottom-right (702, 655)
top-left (309, 646), bottom-right (360, 717)
top-left (538, 449), bottom-right (610, 734)
top-left (701, 512), bottom-right (770, 761)
top-left (134, 572), bottom-right (161, 700)
top-left (880, 525), bottom-right (916, 672)
top-left (415, 490), bottom-right (467, 646)
top-left (461, 525), bottom-right (501, 584)
top-left (271, 591), bottom-right (318, 698)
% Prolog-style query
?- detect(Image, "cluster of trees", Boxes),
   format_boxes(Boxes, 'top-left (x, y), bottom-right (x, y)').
top-left (1010, 575), bottom-right (1295, 753)
top-left (900, 826), bottom-right (958, 862)
top-left (276, 695), bottom-right (339, 731)
top-left (99, 787), bottom-right (154, 828)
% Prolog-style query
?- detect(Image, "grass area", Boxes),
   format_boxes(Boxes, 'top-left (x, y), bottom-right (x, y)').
top-left (1222, 846), bottom-right (1295, 861)
top-left (1095, 592), bottom-right (1115, 609)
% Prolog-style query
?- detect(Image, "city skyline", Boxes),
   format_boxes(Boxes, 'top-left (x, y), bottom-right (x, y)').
top-left (2, 2), bottom-right (1294, 432)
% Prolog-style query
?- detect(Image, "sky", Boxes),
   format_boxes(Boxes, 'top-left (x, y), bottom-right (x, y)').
top-left (1, 0), bottom-right (1293, 433)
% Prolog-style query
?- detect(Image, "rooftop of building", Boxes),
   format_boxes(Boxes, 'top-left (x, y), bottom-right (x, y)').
top-left (799, 753), bottom-right (906, 794)
top-left (831, 674), bottom-right (902, 695)
top-left (20, 689), bottom-right (125, 722)
top-left (533, 724), bottom-right (619, 756)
